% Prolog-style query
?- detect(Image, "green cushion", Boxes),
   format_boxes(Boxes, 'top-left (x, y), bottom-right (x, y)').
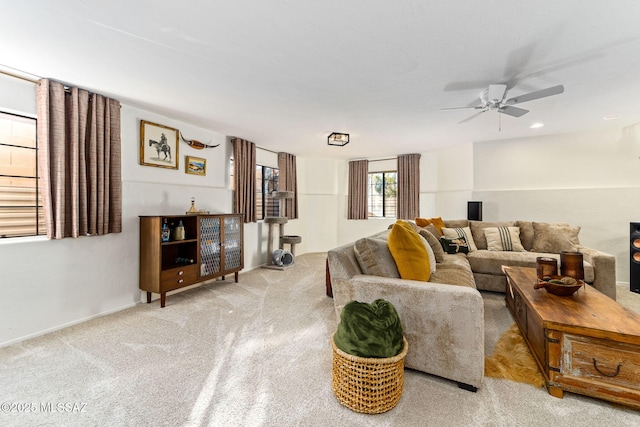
top-left (334, 299), bottom-right (404, 358)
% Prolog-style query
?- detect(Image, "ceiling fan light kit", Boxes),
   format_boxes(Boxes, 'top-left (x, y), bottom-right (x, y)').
top-left (442, 84), bottom-right (565, 126)
top-left (328, 132), bottom-right (349, 146)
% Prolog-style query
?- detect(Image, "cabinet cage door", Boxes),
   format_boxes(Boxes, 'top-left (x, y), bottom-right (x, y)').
top-left (224, 216), bottom-right (242, 269)
top-left (200, 216), bottom-right (221, 276)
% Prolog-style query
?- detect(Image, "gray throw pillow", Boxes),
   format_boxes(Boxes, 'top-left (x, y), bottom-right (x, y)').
top-left (354, 237), bottom-right (400, 278)
top-left (418, 228), bottom-right (445, 263)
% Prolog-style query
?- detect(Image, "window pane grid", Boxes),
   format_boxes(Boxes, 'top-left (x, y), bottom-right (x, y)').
top-left (0, 112), bottom-right (44, 238)
top-left (256, 165), bottom-right (279, 220)
top-left (368, 171), bottom-right (397, 218)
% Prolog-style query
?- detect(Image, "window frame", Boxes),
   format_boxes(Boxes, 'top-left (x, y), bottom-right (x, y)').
top-left (0, 110), bottom-right (45, 239)
top-left (256, 164), bottom-right (279, 220)
top-left (367, 170), bottom-right (397, 219)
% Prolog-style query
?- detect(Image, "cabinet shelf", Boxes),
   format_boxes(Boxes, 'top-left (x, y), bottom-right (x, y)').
top-left (162, 238), bottom-right (198, 246)
top-left (139, 214), bottom-right (244, 307)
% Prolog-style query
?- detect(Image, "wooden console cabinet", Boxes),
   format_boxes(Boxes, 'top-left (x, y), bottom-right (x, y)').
top-left (504, 266), bottom-right (640, 409)
top-left (139, 214), bottom-right (243, 307)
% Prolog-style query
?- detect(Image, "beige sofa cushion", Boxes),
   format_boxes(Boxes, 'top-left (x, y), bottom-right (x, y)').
top-left (429, 267), bottom-right (476, 289)
top-left (516, 221), bottom-right (569, 251)
top-left (443, 219), bottom-right (470, 229)
top-left (466, 250), bottom-right (594, 283)
top-left (354, 236), bottom-right (400, 278)
top-left (470, 221), bottom-right (515, 250)
top-left (430, 252), bottom-right (474, 285)
top-left (531, 222), bottom-right (581, 253)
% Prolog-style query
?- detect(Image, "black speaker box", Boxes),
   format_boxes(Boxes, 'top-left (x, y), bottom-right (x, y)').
top-left (631, 222), bottom-right (640, 293)
top-left (467, 201), bottom-right (483, 221)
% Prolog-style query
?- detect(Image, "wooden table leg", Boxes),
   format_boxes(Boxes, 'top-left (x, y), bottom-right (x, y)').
top-left (160, 292), bottom-right (166, 308)
top-left (235, 271), bottom-right (239, 282)
top-left (548, 385), bottom-right (564, 398)
top-left (147, 292), bottom-right (152, 304)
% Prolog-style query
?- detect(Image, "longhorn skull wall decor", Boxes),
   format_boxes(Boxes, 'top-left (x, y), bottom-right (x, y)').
top-left (179, 132), bottom-right (220, 149)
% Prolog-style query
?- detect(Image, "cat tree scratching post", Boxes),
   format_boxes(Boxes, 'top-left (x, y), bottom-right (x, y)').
top-left (263, 191), bottom-right (300, 270)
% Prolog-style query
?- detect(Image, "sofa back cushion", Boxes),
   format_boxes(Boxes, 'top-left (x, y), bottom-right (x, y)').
top-left (531, 222), bottom-right (581, 253)
top-left (516, 221), bottom-right (570, 251)
top-left (469, 221), bottom-right (515, 250)
top-left (443, 219), bottom-right (470, 229)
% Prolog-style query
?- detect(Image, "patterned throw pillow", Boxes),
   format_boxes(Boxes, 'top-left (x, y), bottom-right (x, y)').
top-left (484, 227), bottom-right (526, 252)
top-left (441, 236), bottom-right (469, 254)
top-left (441, 226), bottom-right (478, 252)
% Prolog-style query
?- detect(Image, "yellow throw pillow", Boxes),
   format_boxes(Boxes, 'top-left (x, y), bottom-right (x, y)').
top-left (414, 217), bottom-right (446, 236)
top-left (388, 220), bottom-right (431, 281)
top-left (415, 217), bottom-right (430, 227)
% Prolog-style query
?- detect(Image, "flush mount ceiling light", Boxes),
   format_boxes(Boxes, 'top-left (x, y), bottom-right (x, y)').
top-left (530, 122), bottom-right (544, 129)
top-left (327, 132), bottom-right (349, 146)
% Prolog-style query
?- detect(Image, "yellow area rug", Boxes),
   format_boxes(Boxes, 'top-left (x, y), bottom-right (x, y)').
top-left (485, 323), bottom-right (545, 387)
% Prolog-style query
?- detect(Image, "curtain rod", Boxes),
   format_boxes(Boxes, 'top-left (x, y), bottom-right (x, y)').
top-left (257, 146), bottom-right (279, 155)
top-left (0, 67), bottom-right (39, 84)
top-left (369, 157), bottom-right (396, 162)
top-left (349, 157), bottom-right (396, 162)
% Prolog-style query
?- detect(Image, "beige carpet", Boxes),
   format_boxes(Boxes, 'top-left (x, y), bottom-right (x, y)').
top-left (1, 252), bottom-right (640, 426)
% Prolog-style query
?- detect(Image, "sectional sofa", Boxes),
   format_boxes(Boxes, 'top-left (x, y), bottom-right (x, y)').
top-left (327, 219), bottom-right (616, 391)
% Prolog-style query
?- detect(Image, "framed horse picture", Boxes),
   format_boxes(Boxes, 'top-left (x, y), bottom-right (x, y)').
top-left (140, 120), bottom-right (179, 169)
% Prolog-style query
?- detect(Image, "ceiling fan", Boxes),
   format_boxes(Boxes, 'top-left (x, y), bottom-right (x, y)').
top-left (442, 84), bottom-right (564, 124)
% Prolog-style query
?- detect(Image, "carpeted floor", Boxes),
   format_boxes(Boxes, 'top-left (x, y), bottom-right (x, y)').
top-left (1, 252), bottom-right (640, 426)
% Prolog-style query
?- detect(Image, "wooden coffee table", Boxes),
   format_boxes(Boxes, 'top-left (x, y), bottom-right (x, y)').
top-left (503, 266), bottom-right (640, 409)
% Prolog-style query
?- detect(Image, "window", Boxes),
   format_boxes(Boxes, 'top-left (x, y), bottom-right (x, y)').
top-left (0, 111), bottom-right (45, 238)
top-left (256, 165), bottom-right (279, 220)
top-left (368, 171), bottom-right (397, 218)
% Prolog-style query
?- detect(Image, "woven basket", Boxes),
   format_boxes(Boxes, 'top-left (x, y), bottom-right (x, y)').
top-left (331, 333), bottom-right (408, 414)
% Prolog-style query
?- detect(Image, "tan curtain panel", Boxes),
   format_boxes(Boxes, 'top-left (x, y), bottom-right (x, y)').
top-left (36, 79), bottom-right (122, 239)
top-left (348, 160), bottom-right (369, 220)
top-left (277, 152), bottom-right (298, 219)
top-left (232, 138), bottom-right (256, 223)
top-left (397, 153), bottom-right (421, 220)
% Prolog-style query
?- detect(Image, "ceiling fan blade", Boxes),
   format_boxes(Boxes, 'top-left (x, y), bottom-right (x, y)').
top-left (440, 105), bottom-right (484, 111)
top-left (458, 110), bottom-right (487, 124)
top-left (498, 105), bottom-right (529, 117)
top-left (505, 84), bottom-right (564, 105)
top-left (488, 84), bottom-right (507, 102)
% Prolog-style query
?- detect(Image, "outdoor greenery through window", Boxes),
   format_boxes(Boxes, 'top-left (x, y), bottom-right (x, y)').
top-left (368, 171), bottom-right (397, 218)
top-left (256, 165), bottom-right (279, 220)
top-left (0, 111), bottom-right (45, 238)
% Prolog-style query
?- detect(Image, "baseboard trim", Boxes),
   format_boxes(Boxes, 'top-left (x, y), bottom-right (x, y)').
top-left (0, 302), bottom-right (137, 349)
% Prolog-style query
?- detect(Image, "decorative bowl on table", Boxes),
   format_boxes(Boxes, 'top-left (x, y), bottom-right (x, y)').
top-left (534, 275), bottom-right (584, 296)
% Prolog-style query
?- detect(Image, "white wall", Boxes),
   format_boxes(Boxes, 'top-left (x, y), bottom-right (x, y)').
top-left (472, 129), bottom-right (640, 283)
top-left (420, 143), bottom-right (474, 219)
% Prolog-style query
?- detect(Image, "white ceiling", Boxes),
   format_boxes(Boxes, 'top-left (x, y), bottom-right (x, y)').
top-left (2, 1), bottom-right (640, 160)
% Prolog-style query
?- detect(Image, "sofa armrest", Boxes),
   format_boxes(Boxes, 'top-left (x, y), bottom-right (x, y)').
top-left (576, 245), bottom-right (617, 300)
top-left (332, 275), bottom-right (484, 388)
